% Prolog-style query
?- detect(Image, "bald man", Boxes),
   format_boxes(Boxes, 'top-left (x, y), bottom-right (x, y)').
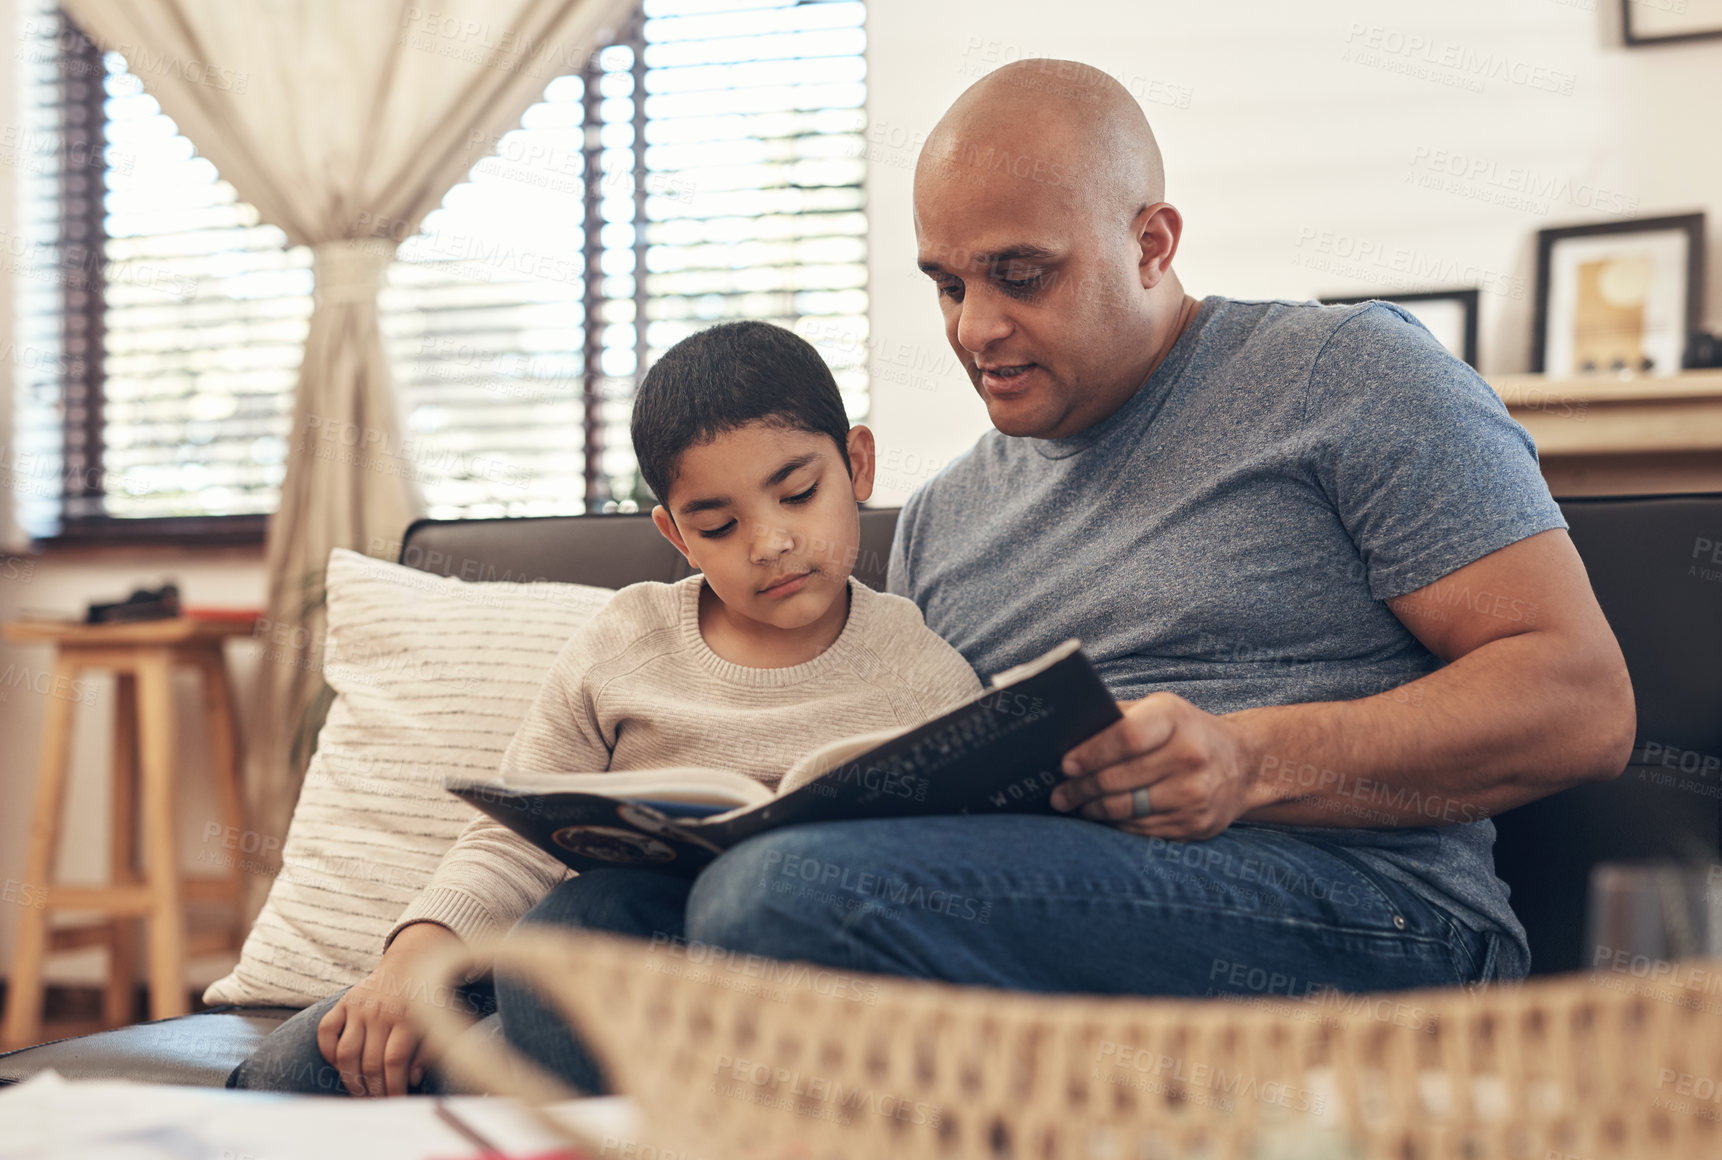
top-left (477, 63), bottom-right (1634, 1093)
top-left (679, 60), bottom-right (1632, 997)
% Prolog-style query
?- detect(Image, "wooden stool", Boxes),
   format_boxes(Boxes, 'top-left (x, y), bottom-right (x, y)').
top-left (1, 616), bottom-right (255, 1050)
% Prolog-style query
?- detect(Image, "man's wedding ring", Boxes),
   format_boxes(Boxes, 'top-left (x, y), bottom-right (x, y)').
top-left (1130, 787), bottom-right (1153, 818)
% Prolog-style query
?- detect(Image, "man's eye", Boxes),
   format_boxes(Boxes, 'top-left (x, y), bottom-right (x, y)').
top-left (784, 484), bottom-right (819, 505)
top-left (697, 520), bottom-right (736, 539)
top-left (996, 269), bottom-right (1046, 295)
top-left (934, 278), bottom-right (964, 301)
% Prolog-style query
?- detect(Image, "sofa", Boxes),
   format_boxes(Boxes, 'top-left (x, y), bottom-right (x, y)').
top-left (2, 494), bottom-right (1717, 1088)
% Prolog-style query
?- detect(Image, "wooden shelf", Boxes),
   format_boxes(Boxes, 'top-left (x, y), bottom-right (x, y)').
top-left (1485, 370), bottom-right (1722, 496)
top-left (1490, 369), bottom-right (1722, 406)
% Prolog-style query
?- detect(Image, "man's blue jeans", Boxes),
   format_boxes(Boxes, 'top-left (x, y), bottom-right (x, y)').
top-left (496, 815), bottom-right (1512, 1093)
top-left (232, 815), bottom-right (1510, 1093)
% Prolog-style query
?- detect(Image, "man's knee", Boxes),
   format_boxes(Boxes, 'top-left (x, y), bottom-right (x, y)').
top-left (684, 828), bottom-right (849, 959)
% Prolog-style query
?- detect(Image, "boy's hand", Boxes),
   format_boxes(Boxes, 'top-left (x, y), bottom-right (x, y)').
top-left (316, 921), bottom-right (460, 1097)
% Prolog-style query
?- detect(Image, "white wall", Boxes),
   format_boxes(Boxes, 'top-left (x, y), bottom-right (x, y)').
top-left (4, 0), bottom-right (1722, 987)
top-left (863, 0), bottom-right (1722, 504)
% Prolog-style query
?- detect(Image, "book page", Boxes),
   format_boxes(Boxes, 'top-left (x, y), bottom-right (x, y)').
top-left (451, 767), bottom-right (774, 809)
top-left (776, 639), bottom-right (1084, 796)
top-left (777, 725), bottom-right (912, 794)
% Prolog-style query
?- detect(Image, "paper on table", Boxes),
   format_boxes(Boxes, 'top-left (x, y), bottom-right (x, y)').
top-left (0, 1071), bottom-right (640, 1160)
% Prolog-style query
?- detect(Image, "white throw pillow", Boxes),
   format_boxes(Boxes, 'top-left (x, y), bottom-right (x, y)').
top-left (204, 548), bottom-right (614, 1007)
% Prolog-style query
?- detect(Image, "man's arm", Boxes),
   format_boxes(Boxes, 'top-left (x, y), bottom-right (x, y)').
top-left (1051, 529), bottom-right (1635, 837)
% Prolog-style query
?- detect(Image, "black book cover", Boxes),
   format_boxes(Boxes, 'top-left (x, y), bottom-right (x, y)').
top-left (448, 640), bottom-right (1120, 875)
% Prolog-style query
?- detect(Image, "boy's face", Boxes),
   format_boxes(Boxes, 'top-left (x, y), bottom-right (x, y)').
top-left (652, 421), bottom-right (876, 635)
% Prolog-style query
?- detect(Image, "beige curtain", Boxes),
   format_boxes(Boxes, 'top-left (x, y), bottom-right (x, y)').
top-left (61, 0), bottom-right (637, 900)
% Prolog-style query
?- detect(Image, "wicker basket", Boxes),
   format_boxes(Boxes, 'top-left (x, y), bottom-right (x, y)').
top-left (410, 929), bottom-right (1722, 1160)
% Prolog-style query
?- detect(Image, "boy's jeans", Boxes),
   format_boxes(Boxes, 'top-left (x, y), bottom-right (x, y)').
top-left (234, 815), bottom-right (1510, 1095)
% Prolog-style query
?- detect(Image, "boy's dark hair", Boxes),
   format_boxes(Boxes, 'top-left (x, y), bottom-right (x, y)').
top-left (630, 320), bottom-right (852, 508)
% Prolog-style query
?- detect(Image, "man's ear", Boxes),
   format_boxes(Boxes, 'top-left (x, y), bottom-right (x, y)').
top-left (652, 504), bottom-right (695, 566)
top-left (1135, 201), bottom-right (1183, 290)
top-left (846, 424), bottom-right (876, 504)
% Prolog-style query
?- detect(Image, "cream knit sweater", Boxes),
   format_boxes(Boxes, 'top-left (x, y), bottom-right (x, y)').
top-left (387, 574), bottom-right (982, 948)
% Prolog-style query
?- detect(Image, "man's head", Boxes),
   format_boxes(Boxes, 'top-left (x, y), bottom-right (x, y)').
top-left (632, 321), bottom-right (875, 634)
top-left (914, 59), bottom-right (1188, 440)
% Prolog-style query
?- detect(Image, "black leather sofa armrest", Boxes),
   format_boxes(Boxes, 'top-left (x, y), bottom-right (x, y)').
top-left (0, 1006), bottom-right (299, 1088)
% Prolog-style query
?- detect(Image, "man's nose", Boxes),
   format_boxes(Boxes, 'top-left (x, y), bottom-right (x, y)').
top-left (748, 520), bottom-right (795, 562)
top-left (955, 288), bottom-right (1013, 354)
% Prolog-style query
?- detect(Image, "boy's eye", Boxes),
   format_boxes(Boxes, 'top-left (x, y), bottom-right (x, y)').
top-left (697, 519), bottom-right (736, 539)
top-left (784, 484), bottom-right (819, 505)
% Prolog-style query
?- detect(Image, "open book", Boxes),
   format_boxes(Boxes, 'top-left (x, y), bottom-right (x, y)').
top-left (446, 639), bottom-right (1121, 875)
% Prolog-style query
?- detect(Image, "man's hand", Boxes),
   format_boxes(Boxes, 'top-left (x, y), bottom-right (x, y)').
top-left (316, 921), bottom-right (460, 1097)
top-left (1050, 692), bottom-right (1256, 839)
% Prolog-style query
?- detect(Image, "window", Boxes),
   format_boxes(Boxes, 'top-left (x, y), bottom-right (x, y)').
top-left (11, 0), bottom-right (868, 543)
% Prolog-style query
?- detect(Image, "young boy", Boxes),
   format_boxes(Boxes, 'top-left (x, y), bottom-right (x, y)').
top-left (232, 321), bottom-right (981, 1097)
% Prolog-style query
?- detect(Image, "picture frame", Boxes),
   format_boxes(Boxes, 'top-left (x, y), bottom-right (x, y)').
top-left (1319, 289), bottom-right (1479, 368)
top-left (1622, 0), bottom-right (1722, 47)
top-left (1531, 213), bottom-right (1705, 377)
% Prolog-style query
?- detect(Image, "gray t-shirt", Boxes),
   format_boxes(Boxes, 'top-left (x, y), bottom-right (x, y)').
top-left (887, 295), bottom-right (1567, 976)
